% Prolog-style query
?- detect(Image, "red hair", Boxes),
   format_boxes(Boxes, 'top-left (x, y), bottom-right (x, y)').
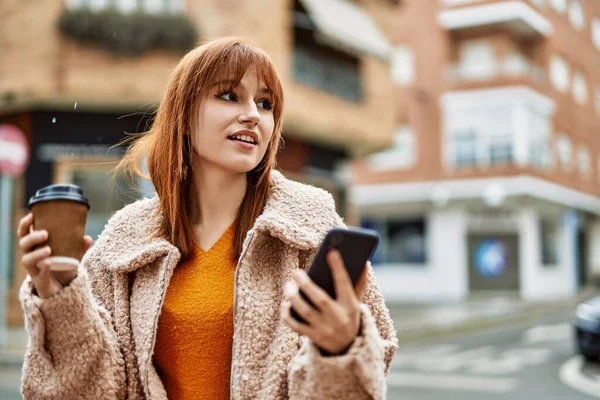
top-left (116, 37), bottom-right (284, 260)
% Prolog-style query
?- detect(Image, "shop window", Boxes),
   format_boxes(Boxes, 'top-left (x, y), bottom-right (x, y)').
top-left (387, 219), bottom-right (427, 264)
top-left (292, 2), bottom-right (362, 102)
top-left (540, 218), bottom-right (559, 266)
top-left (360, 218), bottom-right (428, 265)
top-left (56, 162), bottom-right (142, 240)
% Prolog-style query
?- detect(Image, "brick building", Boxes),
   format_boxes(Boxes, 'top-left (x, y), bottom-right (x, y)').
top-left (353, 0), bottom-right (600, 301)
top-left (0, 0), bottom-right (395, 327)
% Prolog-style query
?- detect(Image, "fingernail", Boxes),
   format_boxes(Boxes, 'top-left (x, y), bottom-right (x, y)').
top-left (44, 246), bottom-right (51, 255)
top-left (294, 270), bottom-right (308, 284)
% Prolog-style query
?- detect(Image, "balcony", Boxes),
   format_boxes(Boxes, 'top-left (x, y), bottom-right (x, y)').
top-left (447, 54), bottom-right (548, 92)
top-left (438, 1), bottom-right (553, 38)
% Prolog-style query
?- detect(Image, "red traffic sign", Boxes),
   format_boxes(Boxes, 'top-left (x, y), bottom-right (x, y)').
top-left (0, 124), bottom-right (29, 178)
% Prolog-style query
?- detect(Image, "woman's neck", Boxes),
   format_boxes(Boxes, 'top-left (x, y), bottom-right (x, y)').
top-left (187, 164), bottom-right (247, 235)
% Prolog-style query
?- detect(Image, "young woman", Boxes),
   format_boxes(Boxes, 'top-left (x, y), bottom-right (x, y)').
top-left (17, 37), bottom-right (397, 399)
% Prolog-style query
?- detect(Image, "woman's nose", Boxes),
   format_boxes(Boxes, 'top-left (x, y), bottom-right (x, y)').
top-left (239, 102), bottom-right (261, 126)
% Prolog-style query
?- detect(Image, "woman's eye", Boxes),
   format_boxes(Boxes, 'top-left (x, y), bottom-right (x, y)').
top-left (257, 99), bottom-right (273, 111)
top-left (218, 92), bottom-right (237, 101)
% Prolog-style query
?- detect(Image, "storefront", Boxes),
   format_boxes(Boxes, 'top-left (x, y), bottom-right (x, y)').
top-left (352, 177), bottom-right (600, 302)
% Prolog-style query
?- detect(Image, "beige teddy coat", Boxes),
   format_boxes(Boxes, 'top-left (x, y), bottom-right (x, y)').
top-left (19, 170), bottom-right (398, 399)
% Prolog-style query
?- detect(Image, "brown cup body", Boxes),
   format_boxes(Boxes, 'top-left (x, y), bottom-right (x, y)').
top-left (31, 200), bottom-right (88, 264)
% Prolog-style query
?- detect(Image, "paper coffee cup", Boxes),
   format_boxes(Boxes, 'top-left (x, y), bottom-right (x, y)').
top-left (28, 184), bottom-right (90, 271)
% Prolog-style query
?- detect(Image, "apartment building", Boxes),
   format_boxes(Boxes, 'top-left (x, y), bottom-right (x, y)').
top-left (353, 0), bottom-right (600, 301)
top-left (0, 0), bottom-right (395, 327)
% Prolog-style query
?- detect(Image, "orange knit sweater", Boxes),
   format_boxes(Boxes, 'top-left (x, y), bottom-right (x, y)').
top-left (153, 224), bottom-right (236, 400)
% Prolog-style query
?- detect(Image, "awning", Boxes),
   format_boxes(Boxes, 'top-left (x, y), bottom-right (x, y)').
top-left (298, 0), bottom-right (391, 60)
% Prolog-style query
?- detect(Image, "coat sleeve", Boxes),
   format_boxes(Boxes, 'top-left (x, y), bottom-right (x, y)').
top-left (287, 209), bottom-right (398, 399)
top-left (19, 250), bottom-right (127, 399)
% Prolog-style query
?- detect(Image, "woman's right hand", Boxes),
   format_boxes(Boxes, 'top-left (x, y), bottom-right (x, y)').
top-left (18, 213), bottom-right (93, 299)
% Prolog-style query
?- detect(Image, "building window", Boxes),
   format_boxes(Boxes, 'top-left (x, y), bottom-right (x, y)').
top-left (593, 19), bottom-right (600, 50)
top-left (367, 126), bottom-right (416, 171)
top-left (556, 134), bottom-right (573, 170)
top-left (578, 145), bottom-right (591, 177)
top-left (292, 2), bottom-right (362, 102)
top-left (452, 131), bottom-right (478, 168)
top-left (572, 71), bottom-right (588, 104)
top-left (458, 40), bottom-right (496, 80)
top-left (67, 0), bottom-right (184, 13)
top-left (549, 55), bottom-right (570, 94)
top-left (391, 45), bottom-right (415, 86)
top-left (529, 136), bottom-right (552, 170)
top-left (568, 0), bottom-right (585, 31)
top-left (489, 136), bottom-right (513, 166)
top-left (540, 218), bottom-right (559, 266)
top-left (549, 0), bottom-right (567, 14)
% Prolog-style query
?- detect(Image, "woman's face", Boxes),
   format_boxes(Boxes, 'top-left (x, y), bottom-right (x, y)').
top-left (192, 68), bottom-right (275, 175)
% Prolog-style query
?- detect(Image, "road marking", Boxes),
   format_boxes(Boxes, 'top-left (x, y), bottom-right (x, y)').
top-left (387, 372), bottom-right (517, 393)
top-left (559, 356), bottom-right (600, 398)
top-left (523, 323), bottom-right (571, 345)
top-left (467, 348), bottom-right (552, 375)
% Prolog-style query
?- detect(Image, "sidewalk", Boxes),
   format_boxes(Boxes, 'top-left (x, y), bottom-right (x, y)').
top-left (1, 287), bottom-right (598, 366)
top-left (388, 287), bottom-right (599, 343)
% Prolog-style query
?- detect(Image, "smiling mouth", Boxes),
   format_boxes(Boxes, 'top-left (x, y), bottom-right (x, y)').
top-left (227, 134), bottom-right (257, 145)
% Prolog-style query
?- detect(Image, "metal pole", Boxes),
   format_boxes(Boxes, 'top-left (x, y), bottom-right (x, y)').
top-left (0, 174), bottom-right (14, 348)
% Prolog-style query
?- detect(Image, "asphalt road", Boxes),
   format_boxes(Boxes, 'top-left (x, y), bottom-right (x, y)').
top-left (387, 312), bottom-right (600, 399)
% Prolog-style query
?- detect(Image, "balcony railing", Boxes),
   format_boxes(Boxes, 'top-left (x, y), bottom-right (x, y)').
top-left (447, 56), bottom-right (547, 84)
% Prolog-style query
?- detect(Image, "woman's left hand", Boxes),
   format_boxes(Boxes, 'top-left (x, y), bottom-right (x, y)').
top-left (281, 249), bottom-right (368, 356)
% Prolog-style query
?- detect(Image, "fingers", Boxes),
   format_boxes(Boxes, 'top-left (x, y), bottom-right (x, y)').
top-left (22, 246), bottom-right (51, 277)
top-left (19, 229), bottom-right (48, 253)
top-left (17, 213), bottom-right (33, 238)
top-left (284, 282), bottom-right (321, 326)
top-left (293, 270), bottom-right (333, 313)
top-left (355, 263), bottom-right (369, 300)
top-left (280, 301), bottom-right (318, 337)
top-left (327, 250), bottom-right (355, 304)
top-left (83, 236), bottom-right (93, 253)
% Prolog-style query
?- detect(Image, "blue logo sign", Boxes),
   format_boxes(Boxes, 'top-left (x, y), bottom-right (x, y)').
top-left (475, 239), bottom-right (508, 279)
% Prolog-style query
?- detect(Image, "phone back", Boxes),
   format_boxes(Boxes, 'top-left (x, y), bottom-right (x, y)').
top-left (308, 227), bottom-right (379, 300)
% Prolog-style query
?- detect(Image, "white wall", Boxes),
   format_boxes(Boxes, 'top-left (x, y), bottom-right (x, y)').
top-left (519, 207), bottom-right (577, 300)
top-left (374, 208), bottom-right (468, 302)
top-left (587, 219), bottom-right (600, 279)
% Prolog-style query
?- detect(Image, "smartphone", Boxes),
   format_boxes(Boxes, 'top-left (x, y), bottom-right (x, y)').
top-left (290, 227), bottom-right (380, 324)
